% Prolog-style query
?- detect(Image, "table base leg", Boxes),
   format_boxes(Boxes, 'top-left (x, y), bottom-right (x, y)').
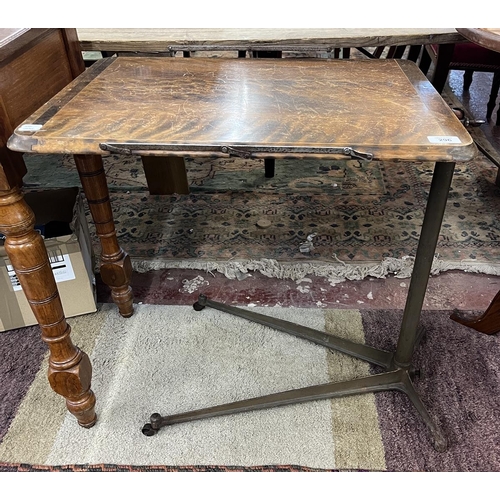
top-left (142, 295), bottom-right (446, 451)
top-left (395, 162), bottom-right (456, 367)
top-left (74, 154), bottom-right (134, 317)
top-left (0, 188), bottom-right (96, 427)
top-left (141, 161), bottom-right (456, 451)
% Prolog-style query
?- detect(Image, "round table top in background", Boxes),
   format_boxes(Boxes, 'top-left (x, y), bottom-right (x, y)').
top-left (456, 28), bottom-right (500, 53)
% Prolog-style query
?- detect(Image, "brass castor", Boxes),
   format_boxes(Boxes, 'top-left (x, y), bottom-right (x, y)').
top-left (193, 294), bottom-right (207, 311)
top-left (142, 423), bottom-right (156, 436)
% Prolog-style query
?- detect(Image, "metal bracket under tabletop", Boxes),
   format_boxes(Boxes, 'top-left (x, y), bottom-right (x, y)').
top-left (99, 142), bottom-right (374, 161)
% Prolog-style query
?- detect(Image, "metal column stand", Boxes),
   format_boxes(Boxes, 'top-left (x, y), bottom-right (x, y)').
top-left (142, 162), bottom-right (456, 452)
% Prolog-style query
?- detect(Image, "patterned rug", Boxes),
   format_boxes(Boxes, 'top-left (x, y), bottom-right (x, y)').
top-left (1, 304), bottom-right (499, 471)
top-left (23, 148), bottom-right (500, 283)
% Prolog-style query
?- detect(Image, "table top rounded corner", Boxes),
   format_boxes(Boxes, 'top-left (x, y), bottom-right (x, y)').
top-left (454, 139), bottom-right (479, 161)
top-left (6, 128), bottom-right (37, 154)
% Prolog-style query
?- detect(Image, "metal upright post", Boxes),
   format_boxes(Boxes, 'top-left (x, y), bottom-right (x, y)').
top-left (394, 161), bottom-right (456, 367)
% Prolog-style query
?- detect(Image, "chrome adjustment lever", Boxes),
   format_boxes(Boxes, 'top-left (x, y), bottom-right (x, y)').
top-left (452, 108), bottom-right (485, 128)
top-left (220, 146), bottom-right (252, 159)
top-left (343, 147), bottom-right (374, 161)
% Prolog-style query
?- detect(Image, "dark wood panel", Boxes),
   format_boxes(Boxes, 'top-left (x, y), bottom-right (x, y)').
top-left (61, 28), bottom-right (86, 78)
top-left (0, 28), bottom-right (48, 65)
top-left (0, 28), bottom-right (85, 191)
top-left (0, 30), bottom-right (74, 127)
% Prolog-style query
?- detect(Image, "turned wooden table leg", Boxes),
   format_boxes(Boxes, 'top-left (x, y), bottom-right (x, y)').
top-left (74, 154), bottom-right (134, 317)
top-left (0, 188), bottom-right (96, 427)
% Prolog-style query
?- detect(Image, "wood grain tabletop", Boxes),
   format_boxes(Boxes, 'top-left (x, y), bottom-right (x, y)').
top-left (8, 57), bottom-right (475, 162)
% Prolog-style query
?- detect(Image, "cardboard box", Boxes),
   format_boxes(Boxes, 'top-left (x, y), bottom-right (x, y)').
top-left (0, 187), bottom-right (97, 331)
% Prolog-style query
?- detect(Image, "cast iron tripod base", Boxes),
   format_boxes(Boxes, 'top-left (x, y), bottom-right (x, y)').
top-left (142, 294), bottom-right (447, 452)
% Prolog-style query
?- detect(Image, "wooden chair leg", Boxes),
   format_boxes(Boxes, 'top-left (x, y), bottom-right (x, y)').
top-left (463, 69), bottom-right (474, 91)
top-left (0, 187), bottom-right (96, 427)
top-left (386, 46), bottom-right (398, 58)
top-left (429, 43), bottom-right (455, 94)
top-left (141, 156), bottom-right (190, 195)
top-left (393, 46), bottom-right (406, 58)
top-left (408, 45), bottom-right (422, 62)
top-left (486, 71), bottom-right (500, 121)
top-left (419, 46), bottom-right (432, 74)
top-left (74, 154), bottom-right (134, 318)
top-left (264, 158), bottom-right (275, 178)
top-left (450, 290), bottom-right (500, 334)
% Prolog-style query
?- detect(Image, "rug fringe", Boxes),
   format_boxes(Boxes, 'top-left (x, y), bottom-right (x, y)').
top-left (131, 256), bottom-right (500, 284)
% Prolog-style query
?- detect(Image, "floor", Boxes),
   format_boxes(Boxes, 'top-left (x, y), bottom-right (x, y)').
top-left (96, 68), bottom-right (500, 315)
top-left (448, 70), bottom-right (500, 152)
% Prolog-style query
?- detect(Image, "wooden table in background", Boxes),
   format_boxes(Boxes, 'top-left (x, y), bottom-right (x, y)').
top-left (450, 28), bottom-right (500, 335)
top-left (5, 56), bottom-right (475, 450)
top-left (76, 28), bottom-right (465, 54)
top-left (456, 28), bottom-right (500, 52)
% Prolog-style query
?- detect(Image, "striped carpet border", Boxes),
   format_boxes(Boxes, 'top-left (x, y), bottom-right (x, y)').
top-left (0, 462), bottom-right (378, 472)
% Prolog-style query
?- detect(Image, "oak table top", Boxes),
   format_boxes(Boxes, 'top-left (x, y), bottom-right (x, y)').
top-left (76, 28), bottom-right (465, 52)
top-left (8, 57), bottom-right (475, 163)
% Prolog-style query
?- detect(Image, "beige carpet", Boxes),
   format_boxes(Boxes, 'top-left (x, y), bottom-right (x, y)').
top-left (4, 303), bottom-right (500, 471)
top-left (0, 303), bottom-right (385, 470)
